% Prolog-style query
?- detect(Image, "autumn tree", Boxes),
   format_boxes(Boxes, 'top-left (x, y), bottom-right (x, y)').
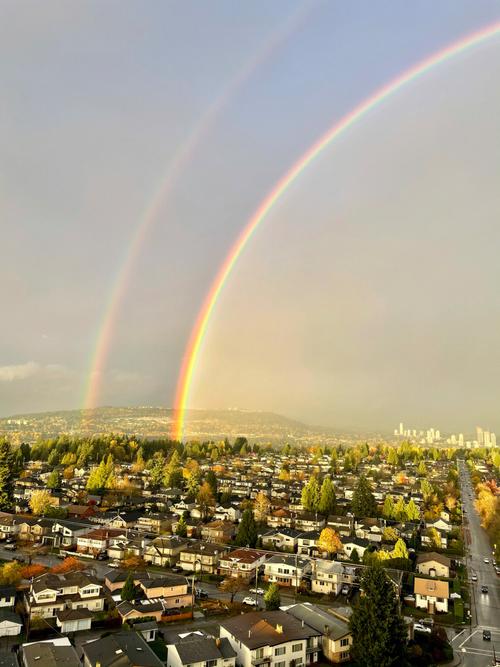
top-left (51, 557), bottom-right (86, 574)
top-left (254, 492), bottom-right (271, 523)
top-left (219, 577), bottom-right (246, 603)
top-left (382, 527), bottom-right (399, 543)
top-left (318, 527), bottom-right (342, 559)
top-left (349, 566), bottom-right (407, 667)
top-left (46, 470), bottom-right (60, 489)
top-left (405, 499), bottom-right (420, 521)
top-left (392, 538), bottom-right (409, 561)
top-left (21, 564), bottom-right (47, 579)
top-left (0, 562), bottom-right (22, 585)
top-left (382, 496), bottom-right (394, 519)
top-left (29, 489), bottom-right (56, 516)
top-left (197, 482), bottom-right (216, 520)
top-left (426, 527), bottom-right (442, 549)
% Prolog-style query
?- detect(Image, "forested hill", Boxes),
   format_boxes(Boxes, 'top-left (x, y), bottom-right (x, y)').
top-left (0, 406), bottom-right (356, 444)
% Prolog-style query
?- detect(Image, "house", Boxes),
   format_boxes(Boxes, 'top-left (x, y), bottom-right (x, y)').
top-left (56, 608), bottom-right (93, 634)
top-left (167, 635), bottom-right (237, 667)
top-left (214, 504), bottom-right (241, 523)
top-left (355, 520), bottom-right (384, 543)
top-left (326, 516), bottom-right (353, 537)
top-left (82, 630), bottom-right (164, 667)
top-left (179, 542), bottom-right (224, 574)
top-left (264, 555), bottom-right (311, 588)
top-left (26, 571), bottom-right (105, 621)
top-left (219, 548), bottom-right (269, 582)
top-left (414, 577), bottom-right (449, 614)
top-left (294, 512), bottom-right (326, 532)
top-left (283, 603), bottom-right (352, 663)
top-left (0, 586), bottom-right (15, 609)
top-left (421, 528), bottom-right (448, 550)
top-left (0, 610), bottom-right (22, 637)
top-left (116, 599), bottom-right (166, 623)
top-left (136, 512), bottom-right (172, 534)
top-left (267, 508), bottom-right (294, 529)
top-left (77, 528), bottom-right (127, 554)
top-left (46, 520), bottom-right (88, 549)
top-left (340, 538), bottom-right (369, 561)
top-left (66, 505), bottom-right (95, 520)
top-left (261, 528), bottom-right (303, 552)
top-left (0, 514), bottom-right (19, 540)
top-left (201, 520), bottom-right (235, 543)
top-left (105, 510), bottom-right (143, 529)
top-left (137, 574), bottom-right (192, 609)
top-left (416, 552), bottom-right (451, 578)
top-left (297, 531), bottom-right (321, 557)
top-left (144, 535), bottom-right (189, 567)
top-left (310, 560), bottom-right (344, 595)
top-left (21, 638), bottom-right (80, 667)
top-left (426, 518), bottom-right (452, 533)
top-left (220, 609), bottom-right (322, 667)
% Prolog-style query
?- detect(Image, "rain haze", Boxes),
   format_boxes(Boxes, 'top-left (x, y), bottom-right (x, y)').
top-left (1, 0), bottom-right (500, 434)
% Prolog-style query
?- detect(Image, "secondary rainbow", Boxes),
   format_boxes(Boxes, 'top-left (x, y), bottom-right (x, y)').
top-left (81, 3), bottom-right (314, 418)
top-left (172, 20), bottom-right (500, 441)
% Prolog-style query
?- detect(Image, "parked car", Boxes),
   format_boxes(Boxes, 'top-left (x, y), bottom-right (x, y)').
top-left (422, 618), bottom-right (434, 627)
top-left (5, 538), bottom-right (15, 545)
top-left (484, 558), bottom-right (490, 564)
top-left (341, 585), bottom-right (349, 595)
top-left (481, 585), bottom-right (488, 594)
top-left (471, 574), bottom-right (478, 582)
top-left (249, 588), bottom-right (265, 595)
top-left (195, 589), bottom-right (208, 599)
top-left (242, 596), bottom-right (259, 606)
top-left (96, 552), bottom-right (108, 561)
top-left (4, 544), bottom-right (15, 551)
top-left (414, 623), bottom-right (431, 635)
top-left (108, 561), bottom-right (120, 569)
top-left (171, 566), bottom-right (183, 573)
top-left (483, 630), bottom-right (491, 641)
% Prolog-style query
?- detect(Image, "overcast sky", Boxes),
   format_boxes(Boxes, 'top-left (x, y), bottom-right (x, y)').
top-left (1, 0), bottom-right (500, 434)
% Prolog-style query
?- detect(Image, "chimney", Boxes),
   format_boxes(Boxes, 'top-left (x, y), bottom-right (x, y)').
top-left (248, 630), bottom-right (252, 639)
top-left (301, 620), bottom-right (304, 628)
top-left (276, 624), bottom-right (283, 634)
top-left (216, 638), bottom-right (221, 647)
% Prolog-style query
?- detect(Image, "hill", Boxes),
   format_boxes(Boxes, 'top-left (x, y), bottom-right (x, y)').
top-left (0, 406), bottom-right (358, 444)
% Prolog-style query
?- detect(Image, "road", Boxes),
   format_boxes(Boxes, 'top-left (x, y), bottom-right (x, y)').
top-left (451, 461), bottom-right (500, 667)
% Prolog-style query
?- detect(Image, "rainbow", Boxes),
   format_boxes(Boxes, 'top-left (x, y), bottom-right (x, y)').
top-left (81, 3), bottom-right (314, 417)
top-left (172, 20), bottom-right (500, 441)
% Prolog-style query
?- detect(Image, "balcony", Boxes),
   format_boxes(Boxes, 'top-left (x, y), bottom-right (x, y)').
top-left (252, 656), bottom-right (272, 666)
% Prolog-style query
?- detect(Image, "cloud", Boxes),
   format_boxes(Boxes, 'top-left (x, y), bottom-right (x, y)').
top-left (0, 362), bottom-right (40, 382)
top-left (0, 362), bottom-right (69, 383)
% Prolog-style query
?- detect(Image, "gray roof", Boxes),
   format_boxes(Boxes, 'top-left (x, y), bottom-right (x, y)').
top-left (22, 643), bottom-right (80, 667)
top-left (283, 603), bottom-right (350, 641)
top-left (82, 631), bottom-right (164, 667)
top-left (0, 609), bottom-right (22, 625)
top-left (221, 610), bottom-right (320, 649)
top-left (172, 637), bottom-right (236, 665)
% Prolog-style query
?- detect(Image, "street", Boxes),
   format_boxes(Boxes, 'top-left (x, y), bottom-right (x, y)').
top-left (451, 462), bottom-right (500, 666)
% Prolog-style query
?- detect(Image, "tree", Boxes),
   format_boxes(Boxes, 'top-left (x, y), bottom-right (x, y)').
top-left (351, 548), bottom-right (360, 563)
top-left (236, 509), bottom-right (258, 548)
top-left (0, 439), bottom-right (14, 510)
top-left (219, 577), bottom-right (246, 603)
top-left (21, 564), bottom-right (47, 579)
top-left (392, 538), bottom-right (409, 561)
top-left (175, 514), bottom-right (188, 537)
top-left (0, 562), bottom-right (22, 586)
top-left (51, 557), bottom-right (86, 574)
top-left (382, 496), bottom-right (394, 519)
top-left (254, 492), bottom-right (271, 523)
top-left (318, 477), bottom-right (336, 515)
top-left (197, 482), bottom-right (216, 520)
top-left (349, 566), bottom-right (407, 666)
top-left (417, 461), bottom-right (426, 476)
top-left (205, 470), bottom-right (218, 499)
top-left (393, 497), bottom-right (406, 521)
top-left (382, 527), bottom-right (399, 543)
top-left (29, 489), bottom-right (56, 516)
top-left (405, 499), bottom-right (420, 521)
top-left (351, 475), bottom-right (376, 517)
top-left (426, 527), bottom-right (442, 549)
top-left (318, 527), bottom-right (342, 559)
top-left (263, 583), bottom-right (281, 610)
top-left (387, 448), bottom-right (398, 466)
top-left (46, 470), bottom-right (60, 489)
top-left (121, 572), bottom-right (136, 601)
top-left (301, 477), bottom-right (320, 512)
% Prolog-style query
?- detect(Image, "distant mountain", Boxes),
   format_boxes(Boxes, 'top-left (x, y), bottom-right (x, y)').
top-left (0, 406), bottom-right (362, 444)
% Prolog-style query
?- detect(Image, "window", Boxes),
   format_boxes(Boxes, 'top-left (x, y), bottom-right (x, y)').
top-left (292, 644), bottom-right (302, 653)
top-left (340, 638), bottom-right (349, 647)
top-left (340, 651), bottom-right (350, 660)
top-left (275, 662), bottom-right (286, 667)
top-left (274, 647), bottom-right (286, 656)
top-left (437, 597), bottom-right (444, 603)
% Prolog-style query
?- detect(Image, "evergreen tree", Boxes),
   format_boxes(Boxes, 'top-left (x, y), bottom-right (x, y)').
top-left (175, 514), bottom-right (188, 537)
top-left (120, 572), bottom-right (136, 601)
top-left (392, 538), bottom-right (409, 561)
top-left (393, 497), bottom-right (406, 521)
top-left (351, 475), bottom-right (376, 517)
top-left (205, 470), bottom-right (218, 499)
top-left (349, 566), bottom-right (407, 666)
top-left (318, 477), bottom-right (336, 515)
top-left (263, 583), bottom-right (281, 610)
top-left (236, 509), bottom-right (258, 547)
top-left (301, 477), bottom-right (320, 512)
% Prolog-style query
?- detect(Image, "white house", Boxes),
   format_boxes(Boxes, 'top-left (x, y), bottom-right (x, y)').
top-left (0, 610), bottom-right (22, 637)
top-left (167, 635), bottom-right (236, 667)
top-left (414, 577), bottom-right (449, 614)
top-left (264, 555), bottom-right (311, 588)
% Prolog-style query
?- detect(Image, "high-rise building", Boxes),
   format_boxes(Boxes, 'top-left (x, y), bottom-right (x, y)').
top-left (459, 433), bottom-right (464, 445)
top-left (476, 426), bottom-right (484, 445)
top-left (491, 433), bottom-right (497, 447)
top-left (484, 431), bottom-right (491, 448)
top-left (399, 422), bottom-right (404, 436)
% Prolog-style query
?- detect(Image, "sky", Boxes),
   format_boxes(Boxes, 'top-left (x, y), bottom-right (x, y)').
top-left (1, 0), bottom-right (500, 434)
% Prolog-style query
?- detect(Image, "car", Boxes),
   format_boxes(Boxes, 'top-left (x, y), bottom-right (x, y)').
top-left (341, 585), bottom-right (349, 595)
top-left (483, 630), bottom-right (491, 641)
top-left (5, 538), bottom-right (15, 545)
top-left (249, 588), bottom-right (265, 595)
top-left (495, 567), bottom-right (500, 576)
top-left (414, 623), bottom-right (431, 635)
top-left (471, 574), bottom-right (478, 582)
top-left (422, 618), bottom-right (434, 627)
top-left (108, 561), bottom-right (120, 568)
top-left (195, 588), bottom-right (208, 599)
top-left (484, 558), bottom-right (490, 564)
top-left (171, 566), bottom-right (183, 573)
top-left (96, 552), bottom-right (108, 561)
top-left (481, 585), bottom-right (488, 594)
top-left (242, 596), bottom-right (259, 606)
top-left (3, 544), bottom-right (15, 551)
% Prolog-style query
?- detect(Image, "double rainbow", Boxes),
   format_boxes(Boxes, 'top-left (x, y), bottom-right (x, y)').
top-left (172, 20), bottom-right (500, 441)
